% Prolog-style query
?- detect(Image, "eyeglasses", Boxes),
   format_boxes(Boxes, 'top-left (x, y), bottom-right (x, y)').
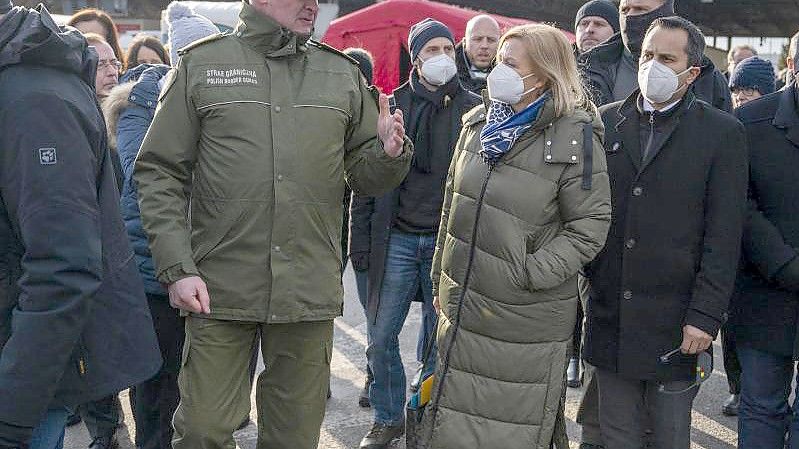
top-left (657, 348), bottom-right (713, 395)
top-left (732, 87), bottom-right (760, 97)
top-left (98, 59), bottom-right (122, 71)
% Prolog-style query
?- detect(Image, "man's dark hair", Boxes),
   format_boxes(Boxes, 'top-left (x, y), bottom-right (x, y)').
top-left (646, 16), bottom-right (706, 67)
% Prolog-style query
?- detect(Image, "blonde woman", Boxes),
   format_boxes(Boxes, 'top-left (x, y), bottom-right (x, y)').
top-left (422, 24), bottom-right (611, 448)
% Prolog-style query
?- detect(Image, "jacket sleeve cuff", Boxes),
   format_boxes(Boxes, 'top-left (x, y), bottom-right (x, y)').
top-left (376, 135), bottom-right (413, 161)
top-left (684, 308), bottom-right (724, 338)
top-left (157, 261), bottom-right (201, 285)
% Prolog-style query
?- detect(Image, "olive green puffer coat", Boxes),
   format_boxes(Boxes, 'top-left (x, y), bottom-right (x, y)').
top-left (424, 97), bottom-right (611, 449)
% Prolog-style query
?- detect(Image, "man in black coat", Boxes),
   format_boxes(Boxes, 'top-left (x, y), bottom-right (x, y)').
top-left (731, 33), bottom-right (799, 449)
top-left (585, 17), bottom-right (748, 449)
top-left (578, 0), bottom-right (731, 112)
top-left (454, 15), bottom-right (500, 95)
top-left (0, 4), bottom-right (161, 448)
top-left (352, 18), bottom-right (480, 449)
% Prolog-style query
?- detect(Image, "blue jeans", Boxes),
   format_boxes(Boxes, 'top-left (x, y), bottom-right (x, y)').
top-left (29, 407), bottom-right (69, 449)
top-left (738, 346), bottom-right (799, 449)
top-left (367, 230), bottom-right (438, 425)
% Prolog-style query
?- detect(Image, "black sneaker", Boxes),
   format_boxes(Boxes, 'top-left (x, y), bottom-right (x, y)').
top-left (88, 436), bottom-right (119, 449)
top-left (359, 422), bottom-right (404, 449)
top-left (66, 412), bottom-right (82, 427)
top-left (722, 394), bottom-right (740, 416)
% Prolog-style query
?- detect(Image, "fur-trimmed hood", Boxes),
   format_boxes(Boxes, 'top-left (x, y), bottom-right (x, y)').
top-left (102, 81), bottom-right (134, 149)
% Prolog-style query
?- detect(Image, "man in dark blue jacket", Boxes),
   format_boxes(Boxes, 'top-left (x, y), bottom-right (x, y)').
top-left (0, 4), bottom-right (161, 448)
top-left (731, 31), bottom-right (799, 449)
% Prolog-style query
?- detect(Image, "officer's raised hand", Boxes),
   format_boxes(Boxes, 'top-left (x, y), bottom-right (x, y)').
top-left (377, 93), bottom-right (406, 157)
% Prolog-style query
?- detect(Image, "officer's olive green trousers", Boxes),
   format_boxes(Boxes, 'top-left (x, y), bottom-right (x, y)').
top-left (172, 316), bottom-right (333, 449)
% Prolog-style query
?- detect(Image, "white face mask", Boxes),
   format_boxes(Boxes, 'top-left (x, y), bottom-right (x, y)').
top-left (487, 62), bottom-right (537, 104)
top-left (419, 53), bottom-right (458, 86)
top-left (638, 59), bottom-right (693, 104)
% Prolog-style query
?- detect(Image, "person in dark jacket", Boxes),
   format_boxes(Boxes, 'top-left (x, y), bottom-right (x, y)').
top-left (714, 54), bottom-right (777, 418)
top-left (455, 14), bottom-right (500, 95)
top-left (731, 33), bottom-right (799, 449)
top-left (0, 4), bottom-right (161, 448)
top-left (344, 47), bottom-right (377, 409)
top-left (355, 18), bottom-right (480, 449)
top-left (575, 0), bottom-right (619, 54)
top-left (578, 0), bottom-right (732, 112)
top-left (585, 17), bottom-right (748, 449)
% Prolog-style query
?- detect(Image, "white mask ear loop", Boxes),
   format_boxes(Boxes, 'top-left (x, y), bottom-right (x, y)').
top-left (519, 72), bottom-right (538, 98)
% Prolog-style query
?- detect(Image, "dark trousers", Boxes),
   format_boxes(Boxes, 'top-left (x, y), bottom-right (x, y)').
top-left (721, 322), bottom-right (741, 395)
top-left (570, 300), bottom-right (583, 359)
top-left (76, 395), bottom-right (121, 441)
top-left (596, 368), bottom-right (698, 449)
top-left (738, 346), bottom-right (799, 449)
top-left (131, 294), bottom-right (185, 449)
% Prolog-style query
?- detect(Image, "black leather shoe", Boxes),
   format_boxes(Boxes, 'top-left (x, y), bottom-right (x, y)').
top-left (359, 422), bottom-right (404, 449)
top-left (409, 365), bottom-right (423, 393)
top-left (66, 412), bottom-right (82, 427)
top-left (567, 357), bottom-right (582, 388)
top-left (88, 436), bottom-right (119, 449)
top-left (579, 444), bottom-right (604, 449)
top-left (722, 394), bottom-right (740, 416)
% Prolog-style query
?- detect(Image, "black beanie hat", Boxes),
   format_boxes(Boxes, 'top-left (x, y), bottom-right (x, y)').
top-left (729, 56), bottom-right (776, 96)
top-left (0, 0), bottom-right (13, 14)
top-left (575, 0), bottom-right (620, 33)
top-left (408, 18), bottom-right (454, 62)
top-left (344, 48), bottom-right (374, 85)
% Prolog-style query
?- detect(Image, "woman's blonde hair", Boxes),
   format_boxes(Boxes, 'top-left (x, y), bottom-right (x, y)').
top-left (498, 23), bottom-right (589, 117)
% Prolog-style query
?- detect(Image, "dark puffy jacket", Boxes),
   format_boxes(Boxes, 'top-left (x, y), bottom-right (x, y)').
top-left (104, 64), bottom-right (171, 295)
top-left (579, 33), bottom-right (732, 112)
top-left (0, 6), bottom-right (161, 446)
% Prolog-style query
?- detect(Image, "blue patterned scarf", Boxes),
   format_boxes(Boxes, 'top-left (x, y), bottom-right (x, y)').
top-left (479, 93), bottom-right (549, 164)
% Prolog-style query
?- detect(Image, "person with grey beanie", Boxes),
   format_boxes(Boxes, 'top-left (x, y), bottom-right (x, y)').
top-left (166, 2), bottom-right (219, 64)
top-left (575, 0), bottom-right (619, 53)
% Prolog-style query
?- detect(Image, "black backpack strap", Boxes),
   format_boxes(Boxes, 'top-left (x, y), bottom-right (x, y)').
top-left (581, 123), bottom-right (594, 191)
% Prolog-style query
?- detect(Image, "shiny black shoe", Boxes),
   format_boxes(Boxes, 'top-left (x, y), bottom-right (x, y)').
top-left (88, 436), bottom-right (119, 449)
top-left (359, 422), bottom-right (404, 449)
top-left (722, 394), bottom-right (740, 416)
top-left (66, 412), bottom-right (82, 427)
top-left (567, 357), bottom-right (582, 388)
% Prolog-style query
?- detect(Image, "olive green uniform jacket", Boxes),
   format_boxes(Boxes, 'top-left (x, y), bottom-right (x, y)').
top-left (134, 2), bottom-right (412, 323)
top-left (424, 98), bottom-right (611, 448)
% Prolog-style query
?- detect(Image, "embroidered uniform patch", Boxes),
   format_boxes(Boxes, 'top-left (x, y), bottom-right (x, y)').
top-left (38, 148), bottom-right (57, 165)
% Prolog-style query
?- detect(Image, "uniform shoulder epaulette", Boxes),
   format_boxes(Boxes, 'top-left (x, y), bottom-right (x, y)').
top-left (177, 33), bottom-right (227, 56)
top-left (307, 40), bottom-right (359, 65)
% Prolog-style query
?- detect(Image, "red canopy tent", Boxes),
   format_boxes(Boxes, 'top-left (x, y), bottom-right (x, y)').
top-left (323, 0), bottom-right (575, 93)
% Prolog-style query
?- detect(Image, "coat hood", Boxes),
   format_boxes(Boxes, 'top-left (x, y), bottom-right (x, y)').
top-left (0, 5), bottom-right (97, 86)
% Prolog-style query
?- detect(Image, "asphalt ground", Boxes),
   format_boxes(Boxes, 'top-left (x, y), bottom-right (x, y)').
top-left (65, 263), bottom-right (740, 449)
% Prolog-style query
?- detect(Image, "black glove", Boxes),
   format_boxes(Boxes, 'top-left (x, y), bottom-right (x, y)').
top-left (775, 256), bottom-right (799, 293)
top-left (350, 251), bottom-right (369, 272)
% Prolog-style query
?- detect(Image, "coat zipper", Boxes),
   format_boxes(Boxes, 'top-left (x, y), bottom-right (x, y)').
top-left (644, 111), bottom-right (655, 162)
top-left (426, 161), bottom-right (495, 439)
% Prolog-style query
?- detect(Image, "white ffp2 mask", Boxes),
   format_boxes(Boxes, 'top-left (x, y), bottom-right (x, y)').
top-left (487, 63), bottom-right (537, 104)
top-left (638, 59), bottom-right (692, 104)
top-left (419, 54), bottom-right (458, 86)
